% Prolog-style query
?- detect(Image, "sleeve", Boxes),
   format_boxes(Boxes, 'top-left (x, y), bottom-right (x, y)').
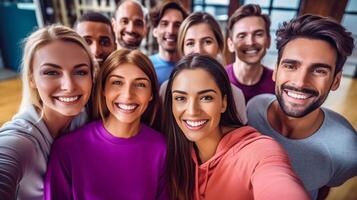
top-left (0, 132), bottom-right (36, 200)
top-left (250, 139), bottom-right (311, 200)
top-left (44, 140), bottom-right (73, 200)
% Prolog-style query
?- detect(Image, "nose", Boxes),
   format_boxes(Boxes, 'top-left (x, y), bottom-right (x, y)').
top-left (193, 44), bottom-right (204, 54)
top-left (245, 34), bottom-right (255, 45)
top-left (61, 73), bottom-right (75, 92)
top-left (121, 83), bottom-right (134, 99)
top-left (293, 68), bottom-right (310, 88)
top-left (126, 21), bottom-right (134, 33)
top-left (167, 24), bottom-right (175, 35)
top-left (187, 98), bottom-right (200, 115)
top-left (90, 42), bottom-right (102, 57)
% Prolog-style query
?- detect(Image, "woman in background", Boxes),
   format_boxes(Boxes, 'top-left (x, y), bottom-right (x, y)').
top-left (163, 54), bottom-right (309, 200)
top-left (0, 25), bottom-right (94, 200)
top-left (44, 49), bottom-right (167, 200)
top-left (161, 12), bottom-right (247, 124)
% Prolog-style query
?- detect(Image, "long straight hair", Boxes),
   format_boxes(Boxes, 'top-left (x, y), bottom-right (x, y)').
top-left (163, 54), bottom-right (243, 199)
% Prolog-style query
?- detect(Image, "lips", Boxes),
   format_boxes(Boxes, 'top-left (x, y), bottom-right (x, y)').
top-left (183, 119), bottom-right (208, 130)
top-left (282, 85), bottom-right (318, 102)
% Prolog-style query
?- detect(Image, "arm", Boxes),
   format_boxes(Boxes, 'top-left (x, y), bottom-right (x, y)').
top-left (44, 141), bottom-right (73, 200)
top-left (250, 139), bottom-right (311, 200)
top-left (0, 133), bottom-right (37, 200)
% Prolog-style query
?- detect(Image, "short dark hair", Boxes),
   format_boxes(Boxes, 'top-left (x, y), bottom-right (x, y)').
top-left (74, 11), bottom-right (115, 38)
top-left (276, 14), bottom-right (355, 74)
top-left (228, 4), bottom-right (271, 38)
top-left (149, 0), bottom-right (188, 28)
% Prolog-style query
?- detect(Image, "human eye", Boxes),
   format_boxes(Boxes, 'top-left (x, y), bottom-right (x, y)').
top-left (204, 38), bottom-right (213, 45)
top-left (84, 38), bottom-right (92, 45)
top-left (135, 20), bottom-right (144, 27)
top-left (74, 69), bottom-right (89, 76)
top-left (136, 82), bottom-right (148, 88)
top-left (43, 70), bottom-right (59, 76)
top-left (255, 31), bottom-right (265, 37)
top-left (200, 95), bottom-right (213, 102)
top-left (100, 37), bottom-right (111, 46)
top-left (313, 68), bottom-right (329, 76)
top-left (281, 63), bottom-right (296, 70)
top-left (237, 34), bottom-right (245, 40)
top-left (174, 95), bottom-right (186, 102)
top-left (174, 22), bottom-right (181, 29)
top-left (112, 79), bottom-right (123, 86)
top-left (185, 40), bottom-right (194, 47)
top-left (159, 21), bottom-right (168, 27)
top-left (120, 18), bottom-right (129, 25)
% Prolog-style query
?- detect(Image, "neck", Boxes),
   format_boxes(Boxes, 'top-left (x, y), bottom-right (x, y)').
top-left (158, 48), bottom-right (180, 62)
top-left (104, 116), bottom-right (141, 138)
top-left (41, 108), bottom-right (73, 139)
top-left (195, 127), bottom-right (222, 164)
top-left (233, 59), bottom-right (264, 86)
top-left (267, 101), bottom-right (324, 139)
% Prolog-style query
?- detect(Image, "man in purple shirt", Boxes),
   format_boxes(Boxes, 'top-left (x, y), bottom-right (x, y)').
top-left (226, 4), bottom-right (275, 103)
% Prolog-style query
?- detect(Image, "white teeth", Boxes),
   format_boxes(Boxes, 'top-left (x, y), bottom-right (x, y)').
top-left (287, 91), bottom-right (308, 99)
top-left (244, 50), bottom-right (258, 54)
top-left (58, 96), bottom-right (79, 102)
top-left (165, 38), bottom-right (175, 42)
top-left (96, 58), bottom-right (103, 62)
top-left (118, 103), bottom-right (137, 110)
top-left (186, 120), bottom-right (207, 127)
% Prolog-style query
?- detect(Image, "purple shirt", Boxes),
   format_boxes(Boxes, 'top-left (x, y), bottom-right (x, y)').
top-left (226, 64), bottom-right (275, 103)
top-left (44, 120), bottom-right (167, 200)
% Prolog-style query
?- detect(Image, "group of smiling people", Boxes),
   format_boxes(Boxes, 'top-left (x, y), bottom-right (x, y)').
top-left (1, 0), bottom-right (357, 200)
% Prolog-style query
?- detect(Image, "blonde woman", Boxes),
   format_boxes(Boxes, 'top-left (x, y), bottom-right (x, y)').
top-left (0, 25), bottom-right (95, 199)
top-left (44, 49), bottom-right (167, 200)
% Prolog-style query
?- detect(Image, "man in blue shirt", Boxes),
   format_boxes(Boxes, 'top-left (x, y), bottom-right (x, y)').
top-left (149, 0), bottom-right (188, 85)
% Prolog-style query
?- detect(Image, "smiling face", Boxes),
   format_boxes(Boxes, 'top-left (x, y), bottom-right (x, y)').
top-left (171, 68), bottom-right (227, 144)
top-left (228, 16), bottom-right (270, 65)
top-left (153, 8), bottom-right (184, 53)
top-left (104, 63), bottom-right (152, 125)
top-left (76, 21), bottom-right (115, 65)
top-left (183, 23), bottom-right (220, 58)
top-left (31, 40), bottom-right (92, 118)
top-left (112, 1), bottom-right (146, 49)
top-left (274, 38), bottom-right (341, 118)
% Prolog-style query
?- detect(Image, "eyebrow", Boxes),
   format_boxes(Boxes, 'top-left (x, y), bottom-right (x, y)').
top-left (281, 59), bottom-right (333, 71)
top-left (41, 63), bottom-right (89, 69)
top-left (172, 89), bottom-right (217, 95)
top-left (109, 74), bottom-right (150, 81)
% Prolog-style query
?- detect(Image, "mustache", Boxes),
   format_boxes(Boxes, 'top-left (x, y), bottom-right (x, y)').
top-left (281, 84), bottom-right (319, 97)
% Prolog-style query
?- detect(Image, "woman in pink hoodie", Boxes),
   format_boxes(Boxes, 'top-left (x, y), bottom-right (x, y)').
top-left (162, 54), bottom-right (310, 200)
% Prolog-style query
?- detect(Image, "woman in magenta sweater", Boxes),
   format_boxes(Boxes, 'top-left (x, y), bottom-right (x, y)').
top-left (163, 54), bottom-right (309, 200)
top-left (44, 49), bottom-right (167, 200)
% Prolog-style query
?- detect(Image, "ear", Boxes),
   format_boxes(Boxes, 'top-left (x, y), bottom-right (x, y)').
top-left (221, 95), bottom-right (227, 113)
top-left (272, 65), bottom-right (277, 82)
top-left (153, 28), bottom-right (158, 38)
top-left (227, 37), bottom-right (235, 53)
top-left (331, 71), bottom-right (342, 91)
top-left (111, 18), bottom-right (117, 33)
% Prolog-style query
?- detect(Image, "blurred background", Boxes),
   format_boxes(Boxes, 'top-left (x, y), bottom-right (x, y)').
top-left (0, 0), bottom-right (356, 199)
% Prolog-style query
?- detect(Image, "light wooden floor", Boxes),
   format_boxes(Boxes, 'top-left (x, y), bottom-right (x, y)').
top-left (0, 77), bottom-right (356, 199)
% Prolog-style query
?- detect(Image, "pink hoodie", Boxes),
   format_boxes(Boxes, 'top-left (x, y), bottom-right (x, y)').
top-left (192, 126), bottom-right (310, 200)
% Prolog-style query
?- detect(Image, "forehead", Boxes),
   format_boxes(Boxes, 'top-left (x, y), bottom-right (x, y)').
top-left (232, 16), bottom-right (267, 34)
top-left (160, 8), bottom-right (184, 22)
top-left (280, 38), bottom-right (337, 69)
top-left (109, 62), bottom-right (148, 79)
top-left (116, 2), bottom-right (144, 20)
top-left (185, 23), bottom-right (216, 40)
top-left (76, 21), bottom-right (113, 37)
top-left (172, 68), bottom-right (220, 92)
top-left (33, 40), bottom-right (90, 67)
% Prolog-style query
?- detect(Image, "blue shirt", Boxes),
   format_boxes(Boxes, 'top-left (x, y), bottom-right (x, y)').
top-left (149, 53), bottom-right (176, 85)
